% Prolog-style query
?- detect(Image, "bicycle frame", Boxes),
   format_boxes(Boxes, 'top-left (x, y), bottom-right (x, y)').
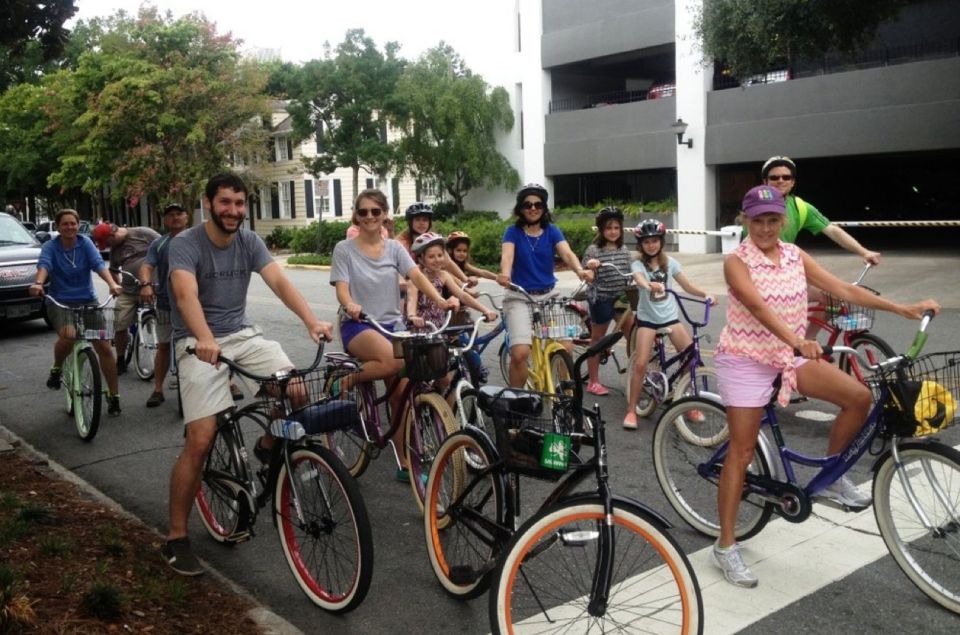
top-left (641, 290), bottom-right (714, 401)
top-left (506, 284), bottom-right (575, 394)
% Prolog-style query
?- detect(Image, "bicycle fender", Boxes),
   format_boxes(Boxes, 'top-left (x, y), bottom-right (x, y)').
top-left (557, 492), bottom-right (673, 530)
top-left (457, 425), bottom-right (503, 464)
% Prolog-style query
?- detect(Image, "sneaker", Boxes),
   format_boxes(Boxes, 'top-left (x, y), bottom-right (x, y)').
top-left (160, 538), bottom-right (204, 577)
top-left (146, 391), bottom-right (165, 408)
top-left (712, 541), bottom-right (758, 588)
top-left (395, 468), bottom-right (410, 483)
top-left (116, 358), bottom-right (127, 375)
top-left (46, 367), bottom-right (62, 390)
top-left (107, 395), bottom-right (121, 416)
top-left (586, 382), bottom-right (610, 396)
top-left (623, 412), bottom-right (638, 430)
top-left (821, 476), bottom-right (872, 509)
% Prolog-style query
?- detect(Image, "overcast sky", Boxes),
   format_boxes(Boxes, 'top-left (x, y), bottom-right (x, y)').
top-left (70, 0), bottom-right (514, 79)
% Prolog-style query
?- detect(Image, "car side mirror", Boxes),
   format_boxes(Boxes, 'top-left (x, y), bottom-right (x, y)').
top-left (35, 230), bottom-right (51, 243)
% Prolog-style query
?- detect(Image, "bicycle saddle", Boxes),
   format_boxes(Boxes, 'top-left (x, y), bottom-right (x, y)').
top-left (477, 386), bottom-right (544, 417)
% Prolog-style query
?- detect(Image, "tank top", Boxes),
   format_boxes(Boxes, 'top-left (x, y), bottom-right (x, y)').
top-left (415, 269), bottom-right (447, 329)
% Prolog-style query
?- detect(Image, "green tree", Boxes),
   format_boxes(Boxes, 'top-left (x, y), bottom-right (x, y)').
top-left (696, 0), bottom-right (916, 80)
top-left (0, 1), bottom-right (78, 91)
top-left (391, 44), bottom-right (518, 213)
top-left (286, 29), bottom-right (404, 205)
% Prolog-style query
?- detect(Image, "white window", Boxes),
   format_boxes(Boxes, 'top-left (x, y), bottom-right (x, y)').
top-left (278, 181), bottom-right (293, 218)
top-left (314, 180), bottom-right (330, 216)
top-left (421, 179), bottom-right (438, 198)
top-left (275, 136), bottom-right (290, 161)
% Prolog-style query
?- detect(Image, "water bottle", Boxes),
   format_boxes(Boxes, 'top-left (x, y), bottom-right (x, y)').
top-left (269, 418), bottom-right (306, 441)
top-left (84, 328), bottom-right (99, 339)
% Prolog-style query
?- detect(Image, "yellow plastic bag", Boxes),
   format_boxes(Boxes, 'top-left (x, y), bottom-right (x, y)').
top-left (913, 380), bottom-right (957, 436)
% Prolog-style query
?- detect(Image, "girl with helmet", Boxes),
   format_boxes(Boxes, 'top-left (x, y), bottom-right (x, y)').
top-left (581, 207), bottom-right (633, 395)
top-left (397, 201), bottom-right (472, 286)
top-left (446, 231), bottom-right (497, 282)
top-left (624, 219), bottom-right (715, 430)
top-left (497, 183), bottom-right (594, 388)
top-left (406, 232), bottom-right (496, 330)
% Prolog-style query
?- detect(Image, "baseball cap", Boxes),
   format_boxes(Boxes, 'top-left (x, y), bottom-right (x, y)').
top-left (742, 185), bottom-right (785, 218)
top-left (163, 202), bottom-right (186, 214)
top-left (92, 222), bottom-right (115, 248)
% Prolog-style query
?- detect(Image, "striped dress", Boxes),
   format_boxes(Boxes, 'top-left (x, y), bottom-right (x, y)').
top-left (716, 238), bottom-right (807, 406)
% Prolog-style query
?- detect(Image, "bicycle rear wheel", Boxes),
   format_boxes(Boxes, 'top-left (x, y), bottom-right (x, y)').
top-left (195, 419), bottom-right (251, 543)
top-left (320, 373), bottom-right (373, 478)
top-left (489, 497), bottom-right (703, 634)
top-left (74, 347), bottom-right (102, 442)
top-left (405, 392), bottom-right (459, 512)
top-left (134, 314), bottom-right (157, 380)
top-left (653, 397), bottom-right (773, 540)
top-left (840, 332), bottom-right (895, 383)
top-left (873, 441), bottom-right (960, 614)
top-left (424, 429), bottom-right (506, 599)
top-left (275, 442), bottom-right (373, 613)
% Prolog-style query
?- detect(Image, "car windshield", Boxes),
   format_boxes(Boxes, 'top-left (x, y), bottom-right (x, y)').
top-left (0, 215), bottom-right (37, 246)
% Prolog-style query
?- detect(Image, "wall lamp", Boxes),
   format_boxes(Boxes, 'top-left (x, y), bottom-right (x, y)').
top-left (672, 118), bottom-right (693, 148)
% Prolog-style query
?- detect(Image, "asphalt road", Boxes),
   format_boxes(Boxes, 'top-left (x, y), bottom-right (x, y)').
top-left (1, 264), bottom-right (959, 634)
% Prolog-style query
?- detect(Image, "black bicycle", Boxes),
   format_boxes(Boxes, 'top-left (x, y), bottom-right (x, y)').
top-left (192, 343), bottom-right (374, 613)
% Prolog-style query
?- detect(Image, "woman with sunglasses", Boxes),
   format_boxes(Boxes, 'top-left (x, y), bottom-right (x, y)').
top-left (761, 156), bottom-right (880, 266)
top-left (496, 183), bottom-right (593, 388)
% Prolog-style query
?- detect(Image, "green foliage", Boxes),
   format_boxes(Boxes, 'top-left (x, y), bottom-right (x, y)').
top-left (553, 197), bottom-right (677, 217)
top-left (287, 220), bottom-right (350, 255)
top-left (16, 504), bottom-right (56, 525)
top-left (391, 44), bottom-right (519, 213)
top-left (287, 253), bottom-right (331, 266)
top-left (39, 535), bottom-right (73, 558)
top-left (79, 582), bottom-right (124, 621)
top-left (696, 0), bottom-right (915, 79)
top-left (264, 226), bottom-right (294, 250)
top-left (0, 0), bottom-right (77, 91)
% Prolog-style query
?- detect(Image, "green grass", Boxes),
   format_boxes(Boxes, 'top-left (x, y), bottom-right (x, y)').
top-left (80, 582), bottom-right (124, 621)
top-left (39, 535), bottom-right (73, 558)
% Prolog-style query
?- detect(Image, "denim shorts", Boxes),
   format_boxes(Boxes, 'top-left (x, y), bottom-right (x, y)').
top-left (588, 297), bottom-right (616, 326)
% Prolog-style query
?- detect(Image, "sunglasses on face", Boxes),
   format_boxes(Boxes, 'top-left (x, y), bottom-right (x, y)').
top-left (356, 207), bottom-right (383, 218)
top-left (521, 201), bottom-right (544, 210)
top-left (766, 174), bottom-right (794, 182)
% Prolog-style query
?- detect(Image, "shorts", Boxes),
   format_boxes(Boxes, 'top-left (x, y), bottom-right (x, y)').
top-left (503, 288), bottom-right (559, 347)
top-left (113, 293), bottom-right (138, 331)
top-left (588, 297), bottom-right (616, 325)
top-left (340, 319), bottom-right (395, 351)
top-left (175, 326), bottom-right (292, 424)
top-left (635, 318), bottom-right (679, 331)
top-left (715, 353), bottom-right (809, 408)
top-left (45, 297), bottom-right (98, 337)
top-left (155, 308), bottom-right (172, 344)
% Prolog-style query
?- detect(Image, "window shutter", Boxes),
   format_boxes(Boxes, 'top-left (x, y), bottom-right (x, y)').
top-left (333, 179), bottom-right (343, 217)
top-left (365, 178), bottom-right (374, 189)
top-left (287, 138), bottom-right (293, 159)
top-left (269, 139), bottom-right (276, 162)
top-left (270, 183), bottom-right (280, 219)
top-left (289, 181), bottom-right (296, 218)
top-left (305, 180), bottom-right (315, 218)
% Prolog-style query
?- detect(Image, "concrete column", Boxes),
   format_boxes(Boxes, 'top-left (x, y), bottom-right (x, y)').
top-left (675, 0), bottom-right (716, 254)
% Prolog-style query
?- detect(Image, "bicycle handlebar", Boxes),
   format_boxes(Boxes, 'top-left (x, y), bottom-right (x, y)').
top-left (185, 341), bottom-right (327, 383)
top-left (442, 315), bottom-right (488, 351)
top-left (662, 289), bottom-right (712, 328)
top-left (44, 293), bottom-right (115, 311)
top-left (800, 309), bottom-right (936, 371)
top-left (359, 310), bottom-right (453, 339)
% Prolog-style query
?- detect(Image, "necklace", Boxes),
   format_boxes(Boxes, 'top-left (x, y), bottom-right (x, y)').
top-left (63, 246), bottom-right (78, 268)
top-left (524, 228), bottom-right (542, 252)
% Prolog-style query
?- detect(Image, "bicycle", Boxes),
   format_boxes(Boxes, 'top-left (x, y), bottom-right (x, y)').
top-left (652, 312), bottom-right (960, 614)
top-left (108, 268), bottom-right (161, 381)
top-left (192, 343), bottom-right (374, 613)
top-left (566, 261), bottom-right (640, 374)
top-left (43, 294), bottom-right (115, 441)
top-left (320, 312), bottom-right (459, 512)
top-left (422, 331), bottom-right (703, 632)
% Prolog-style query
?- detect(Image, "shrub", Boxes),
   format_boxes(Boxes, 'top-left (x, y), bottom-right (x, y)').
top-left (264, 226), bottom-right (294, 250)
top-left (287, 253), bottom-right (331, 266)
top-left (288, 220), bottom-right (350, 255)
top-left (79, 583), bottom-right (124, 621)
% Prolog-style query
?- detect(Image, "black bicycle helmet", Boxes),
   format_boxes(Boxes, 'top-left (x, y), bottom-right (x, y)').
top-left (404, 202), bottom-right (433, 223)
top-left (634, 219), bottom-right (666, 240)
top-left (760, 156), bottom-right (797, 180)
top-left (515, 183), bottom-right (548, 207)
top-left (595, 206), bottom-right (624, 227)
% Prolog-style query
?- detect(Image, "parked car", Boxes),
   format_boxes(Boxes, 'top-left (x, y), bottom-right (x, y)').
top-left (647, 82), bottom-right (676, 100)
top-left (0, 211), bottom-right (47, 324)
top-left (20, 221), bottom-right (37, 232)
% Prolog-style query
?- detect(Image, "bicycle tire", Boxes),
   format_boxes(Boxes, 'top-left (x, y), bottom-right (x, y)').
top-left (62, 351), bottom-right (75, 415)
top-left (670, 366), bottom-right (724, 445)
top-left (195, 420), bottom-right (249, 543)
top-left (653, 397), bottom-right (774, 540)
top-left (873, 441), bottom-right (960, 614)
top-left (74, 347), bottom-right (102, 442)
top-left (320, 372), bottom-right (373, 478)
top-left (134, 314), bottom-right (157, 381)
top-left (547, 348), bottom-right (575, 398)
top-left (839, 332), bottom-right (895, 384)
top-left (405, 392), bottom-right (459, 512)
top-left (626, 348), bottom-right (661, 418)
top-left (424, 429), bottom-right (506, 599)
top-left (275, 441), bottom-right (374, 613)
top-left (498, 341), bottom-right (511, 385)
top-left (489, 497), bottom-right (703, 634)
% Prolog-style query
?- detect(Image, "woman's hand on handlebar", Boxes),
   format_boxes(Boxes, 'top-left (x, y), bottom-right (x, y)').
top-left (482, 308), bottom-right (498, 322)
top-left (585, 258), bottom-right (600, 270)
top-left (28, 282), bottom-right (44, 297)
top-left (899, 299), bottom-right (940, 321)
top-left (704, 294), bottom-right (717, 306)
top-left (344, 302), bottom-right (362, 321)
top-left (442, 296), bottom-right (460, 312)
top-left (794, 338), bottom-right (822, 360)
top-left (108, 283), bottom-right (121, 297)
top-left (496, 272), bottom-right (511, 289)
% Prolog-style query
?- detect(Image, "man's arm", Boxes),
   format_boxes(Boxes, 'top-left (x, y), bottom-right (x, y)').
top-left (138, 262), bottom-right (155, 302)
top-left (170, 269), bottom-right (219, 364)
top-left (821, 224), bottom-right (881, 266)
top-left (259, 262), bottom-right (331, 343)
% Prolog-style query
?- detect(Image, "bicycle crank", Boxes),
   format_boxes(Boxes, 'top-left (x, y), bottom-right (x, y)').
top-left (745, 474), bottom-right (811, 523)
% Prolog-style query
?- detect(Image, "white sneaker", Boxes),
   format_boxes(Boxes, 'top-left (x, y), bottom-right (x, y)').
top-left (712, 541), bottom-right (758, 588)
top-left (821, 476), bottom-right (872, 508)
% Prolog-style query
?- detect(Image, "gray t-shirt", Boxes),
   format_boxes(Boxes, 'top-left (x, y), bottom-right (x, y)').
top-left (169, 225), bottom-right (273, 339)
top-left (110, 226), bottom-right (160, 294)
top-left (144, 234), bottom-right (177, 310)
top-left (330, 238), bottom-right (415, 324)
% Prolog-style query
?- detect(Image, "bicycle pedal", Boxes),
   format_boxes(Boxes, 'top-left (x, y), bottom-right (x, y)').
top-left (812, 495), bottom-right (867, 513)
top-left (227, 530), bottom-right (253, 543)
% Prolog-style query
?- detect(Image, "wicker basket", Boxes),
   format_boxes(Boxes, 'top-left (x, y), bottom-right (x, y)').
top-left (876, 351), bottom-right (959, 438)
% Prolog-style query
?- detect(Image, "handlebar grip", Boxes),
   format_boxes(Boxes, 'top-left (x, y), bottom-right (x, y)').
top-left (793, 345), bottom-right (833, 357)
top-left (922, 309), bottom-right (936, 320)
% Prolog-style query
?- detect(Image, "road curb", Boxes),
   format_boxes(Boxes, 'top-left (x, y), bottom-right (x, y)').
top-left (0, 422), bottom-right (305, 635)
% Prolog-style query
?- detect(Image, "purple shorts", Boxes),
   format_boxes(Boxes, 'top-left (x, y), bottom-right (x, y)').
top-left (715, 353), bottom-right (809, 407)
top-left (340, 319), bottom-right (395, 351)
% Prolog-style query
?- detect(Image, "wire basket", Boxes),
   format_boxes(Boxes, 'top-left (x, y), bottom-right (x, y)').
top-left (398, 336), bottom-right (450, 382)
top-left (45, 301), bottom-right (115, 340)
top-left (531, 298), bottom-right (583, 341)
top-left (875, 351), bottom-right (959, 438)
top-left (257, 366), bottom-right (360, 436)
top-left (488, 388), bottom-right (584, 480)
top-left (824, 286), bottom-right (879, 331)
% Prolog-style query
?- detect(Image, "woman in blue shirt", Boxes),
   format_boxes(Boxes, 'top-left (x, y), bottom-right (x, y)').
top-left (30, 210), bottom-right (121, 413)
top-left (497, 183), bottom-right (593, 388)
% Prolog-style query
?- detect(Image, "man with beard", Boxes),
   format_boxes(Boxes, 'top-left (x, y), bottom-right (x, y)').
top-left (160, 172), bottom-right (332, 576)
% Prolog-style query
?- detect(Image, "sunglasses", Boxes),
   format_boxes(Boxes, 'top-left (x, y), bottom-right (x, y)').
top-left (766, 174), bottom-right (794, 182)
top-left (521, 201), bottom-right (544, 210)
top-left (356, 207), bottom-right (383, 218)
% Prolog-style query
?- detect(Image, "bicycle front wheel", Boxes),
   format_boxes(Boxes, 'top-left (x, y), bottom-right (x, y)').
top-left (134, 314), bottom-right (157, 380)
top-left (406, 392), bottom-right (459, 512)
top-left (653, 397), bottom-right (774, 540)
top-left (547, 348), bottom-right (574, 397)
top-left (873, 441), bottom-right (960, 614)
top-left (74, 346), bottom-right (102, 442)
top-left (275, 442), bottom-right (373, 613)
top-left (840, 332), bottom-right (895, 383)
top-left (489, 497), bottom-right (703, 635)
top-left (424, 429), bottom-right (506, 599)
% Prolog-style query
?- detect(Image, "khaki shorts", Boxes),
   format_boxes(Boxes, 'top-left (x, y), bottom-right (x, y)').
top-left (155, 309), bottom-right (172, 344)
top-left (114, 293), bottom-right (138, 331)
top-left (175, 326), bottom-right (292, 424)
top-left (502, 288), bottom-right (559, 347)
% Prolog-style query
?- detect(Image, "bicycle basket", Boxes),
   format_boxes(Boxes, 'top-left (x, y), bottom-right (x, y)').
top-left (824, 287), bottom-right (879, 331)
top-left (488, 388), bottom-right (583, 481)
top-left (401, 336), bottom-right (449, 382)
top-left (531, 299), bottom-right (583, 341)
top-left (46, 302), bottom-right (116, 340)
top-left (257, 366), bottom-right (359, 435)
top-left (876, 351), bottom-right (959, 438)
